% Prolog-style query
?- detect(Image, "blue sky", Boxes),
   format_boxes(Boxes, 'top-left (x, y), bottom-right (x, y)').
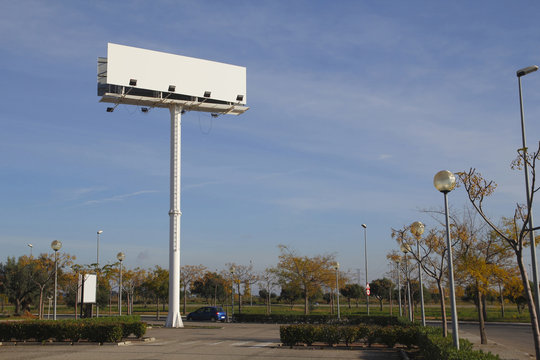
top-left (2, 0), bottom-right (540, 282)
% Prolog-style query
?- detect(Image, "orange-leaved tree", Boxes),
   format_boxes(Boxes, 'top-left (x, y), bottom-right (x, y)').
top-left (274, 245), bottom-right (335, 315)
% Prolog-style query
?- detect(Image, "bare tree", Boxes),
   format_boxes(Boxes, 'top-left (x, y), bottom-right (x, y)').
top-left (259, 268), bottom-right (278, 315)
top-left (457, 141), bottom-right (540, 358)
top-left (180, 265), bottom-right (206, 314)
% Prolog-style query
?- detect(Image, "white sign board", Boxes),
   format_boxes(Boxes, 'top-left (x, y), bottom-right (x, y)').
top-left (106, 43), bottom-right (246, 105)
top-left (77, 273), bottom-right (97, 304)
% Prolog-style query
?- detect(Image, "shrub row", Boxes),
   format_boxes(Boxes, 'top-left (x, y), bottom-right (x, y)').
top-left (279, 324), bottom-right (500, 360)
top-left (0, 317), bottom-right (146, 343)
top-left (233, 314), bottom-right (405, 326)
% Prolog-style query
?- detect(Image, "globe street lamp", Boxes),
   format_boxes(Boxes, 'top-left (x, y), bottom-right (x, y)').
top-left (400, 242), bottom-right (413, 322)
top-left (411, 221), bottom-right (426, 326)
top-left (335, 262), bottom-right (341, 321)
top-left (117, 252), bottom-right (125, 316)
top-left (434, 170), bottom-right (459, 349)
top-left (517, 65), bottom-right (540, 321)
top-left (27, 243), bottom-right (33, 257)
top-left (51, 240), bottom-right (62, 320)
top-left (362, 224), bottom-right (369, 315)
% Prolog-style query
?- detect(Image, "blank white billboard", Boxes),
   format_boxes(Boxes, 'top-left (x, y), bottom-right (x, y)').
top-left (77, 273), bottom-right (97, 304)
top-left (106, 43), bottom-right (246, 104)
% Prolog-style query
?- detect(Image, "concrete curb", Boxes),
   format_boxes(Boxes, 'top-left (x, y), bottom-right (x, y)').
top-left (0, 337), bottom-right (155, 347)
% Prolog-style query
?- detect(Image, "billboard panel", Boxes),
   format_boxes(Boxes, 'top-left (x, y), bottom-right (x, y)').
top-left (106, 43), bottom-right (246, 105)
top-left (77, 274), bottom-right (97, 304)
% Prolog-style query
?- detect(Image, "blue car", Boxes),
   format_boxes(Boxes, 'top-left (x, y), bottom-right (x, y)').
top-left (186, 306), bottom-right (227, 322)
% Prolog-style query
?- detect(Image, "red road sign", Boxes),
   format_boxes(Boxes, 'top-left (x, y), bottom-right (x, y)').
top-left (366, 289), bottom-right (371, 296)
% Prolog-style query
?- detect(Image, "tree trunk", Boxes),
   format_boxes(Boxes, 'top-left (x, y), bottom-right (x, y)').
top-left (237, 283), bottom-right (242, 314)
top-left (15, 299), bottom-right (21, 315)
top-left (499, 283), bottom-right (505, 318)
top-left (156, 298), bottom-right (160, 320)
top-left (183, 287), bottom-right (187, 314)
top-left (437, 280), bottom-right (448, 337)
top-left (379, 298), bottom-right (383, 311)
top-left (348, 298), bottom-right (351, 309)
top-left (38, 287), bottom-right (44, 319)
top-left (517, 252), bottom-right (540, 359)
top-left (304, 290), bottom-right (309, 315)
top-left (476, 282), bottom-right (487, 344)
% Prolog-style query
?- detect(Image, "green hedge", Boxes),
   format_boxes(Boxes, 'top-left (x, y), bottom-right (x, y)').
top-left (279, 324), bottom-right (500, 360)
top-left (0, 316), bottom-right (146, 343)
top-left (233, 313), bottom-right (405, 325)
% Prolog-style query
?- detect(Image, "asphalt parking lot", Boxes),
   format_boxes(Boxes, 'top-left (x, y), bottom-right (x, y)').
top-left (0, 322), bottom-right (400, 360)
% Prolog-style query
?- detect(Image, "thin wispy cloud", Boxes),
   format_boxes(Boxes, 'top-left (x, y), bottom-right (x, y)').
top-left (82, 190), bottom-right (158, 206)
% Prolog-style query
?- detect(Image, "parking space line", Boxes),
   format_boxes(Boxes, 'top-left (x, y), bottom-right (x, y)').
top-left (209, 341), bottom-right (225, 346)
top-left (248, 342), bottom-right (275, 348)
top-left (231, 342), bottom-right (249, 346)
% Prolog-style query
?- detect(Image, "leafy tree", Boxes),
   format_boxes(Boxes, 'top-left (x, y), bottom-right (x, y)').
top-left (278, 283), bottom-right (302, 309)
top-left (370, 278), bottom-right (393, 311)
top-left (340, 284), bottom-right (363, 309)
top-left (0, 256), bottom-right (38, 314)
top-left (504, 277), bottom-right (528, 314)
top-left (191, 271), bottom-right (226, 305)
top-left (274, 245), bottom-right (335, 314)
top-left (144, 266), bottom-right (169, 319)
top-left (30, 252), bottom-right (74, 319)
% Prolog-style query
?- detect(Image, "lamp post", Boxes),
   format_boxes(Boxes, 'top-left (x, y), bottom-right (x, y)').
top-left (400, 242), bottom-right (413, 322)
top-left (335, 262), bottom-right (341, 321)
top-left (97, 230), bottom-right (103, 266)
top-left (96, 230), bottom-right (103, 317)
top-left (51, 240), bottom-right (62, 320)
top-left (397, 257), bottom-right (402, 317)
top-left (411, 221), bottom-right (426, 326)
top-left (362, 224), bottom-right (369, 315)
top-left (517, 65), bottom-right (540, 321)
top-left (117, 252), bottom-right (125, 316)
top-left (27, 243), bottom-right (33, 257)
top-left (434, 170), bottom-right (459, 349)
top-left (230, 266), bottom-right (235, 323)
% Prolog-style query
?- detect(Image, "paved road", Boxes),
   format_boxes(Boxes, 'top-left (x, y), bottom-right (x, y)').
top-left (0, 322), bottom-right (400, 360)
top-left (428, 320), bottom-right (535, 359)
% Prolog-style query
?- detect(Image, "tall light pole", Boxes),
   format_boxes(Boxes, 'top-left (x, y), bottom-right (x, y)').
top-left (96, 230), bottom-right (103, 266)
top-left (117, 252), bottom-right (125, 316)
top-left (335, 262), bottom-right (341, 321)
top-left (230, 266), bottom-right (235, 323)
top-left (27, 243), bottom-right (33, 257)
top-left (51, 240), bottom-right (62, 320)
top-left (397, 257), bottom-right (402, 317)
top-left (400, 242), bottom-right (413, 322)
top-left (96, 230), bottom-right (103, 317)
top-left (517, 65), bottom-right (540, 321)
top-left (362, 224), bottom-right (369, 315)
top-left (411, 221), bottom-right (426, 326)
top-left (434, 170), bottom-right (459, 349)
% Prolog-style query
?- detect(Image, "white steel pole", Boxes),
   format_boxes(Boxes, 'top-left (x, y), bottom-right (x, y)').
top-left (417, 237), bottom-right (426, 326)
top-left (166, 105), bottom-right (183, 328)
top-left (119, 261), bottom-right (123, 316)
top-left (397, 260), bottom-right (402, 317)
top-left (54, 251), bottom-right (58, 320)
